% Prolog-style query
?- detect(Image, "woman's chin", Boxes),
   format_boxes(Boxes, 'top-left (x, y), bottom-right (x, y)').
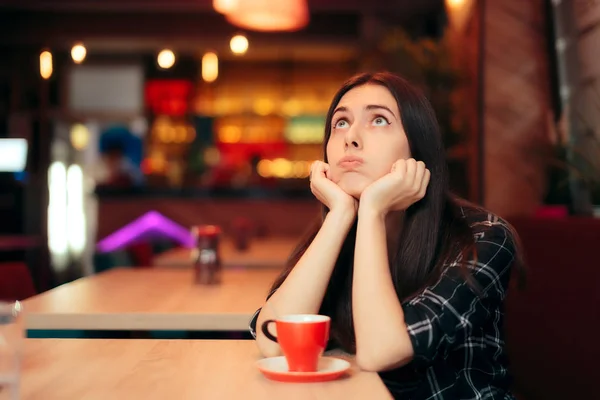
top-left (338, 180), bottom-right (369, 200)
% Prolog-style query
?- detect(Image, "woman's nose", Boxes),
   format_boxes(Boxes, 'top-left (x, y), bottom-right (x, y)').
top-left (344, 128), bottom-right (362, 149)
top-left (346, 140), bottom-right (359, 148)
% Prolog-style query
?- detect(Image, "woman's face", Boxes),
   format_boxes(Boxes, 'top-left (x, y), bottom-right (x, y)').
top-left (326, 84), bottom-right (411, 199)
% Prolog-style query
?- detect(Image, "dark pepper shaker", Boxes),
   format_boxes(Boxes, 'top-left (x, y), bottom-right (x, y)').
top-left (191, 225), bottom-right (222, 285)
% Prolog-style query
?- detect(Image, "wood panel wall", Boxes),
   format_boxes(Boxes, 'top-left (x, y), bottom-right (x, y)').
top-left (482, 0), bottom-right (552, 217)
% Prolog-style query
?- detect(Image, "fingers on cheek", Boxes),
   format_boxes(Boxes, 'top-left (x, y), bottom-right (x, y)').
top-left (398, 160), bottom-right (407, 172)
top-left (418, 170), bottom-right (430, 198)
top-left (404, 163), bottom-right (413, 185)
top-left (413, 167), bottom-right (424, 193)
top-left (411, 162), bottom-right (425, 194)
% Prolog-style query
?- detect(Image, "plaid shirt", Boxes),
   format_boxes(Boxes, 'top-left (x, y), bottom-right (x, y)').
top-left (250, 209), bottom-right (517, 400)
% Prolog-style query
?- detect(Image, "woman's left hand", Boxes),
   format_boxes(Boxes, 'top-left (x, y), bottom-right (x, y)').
top-left (359, 158), bottom-right (430, 217)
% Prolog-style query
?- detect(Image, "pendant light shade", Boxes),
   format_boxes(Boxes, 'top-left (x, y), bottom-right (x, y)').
top-left (225, 0), bottom-right (309, 32)
top-left (213, 0), bottom-right (238, 14)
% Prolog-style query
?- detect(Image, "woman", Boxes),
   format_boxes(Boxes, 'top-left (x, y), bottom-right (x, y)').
top-left (249, 72), bottom-right (522, 399)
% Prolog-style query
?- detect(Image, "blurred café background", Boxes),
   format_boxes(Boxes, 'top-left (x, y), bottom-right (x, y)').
top-left (0, 0), bottom-right (599, 398)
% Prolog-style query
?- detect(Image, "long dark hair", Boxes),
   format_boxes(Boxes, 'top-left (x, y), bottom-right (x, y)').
top-left (270, 72), bottom-right (517, 352)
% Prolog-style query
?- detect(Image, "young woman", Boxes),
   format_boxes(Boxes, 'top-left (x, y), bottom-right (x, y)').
top-left (249, 72), bottom-right (522, 399)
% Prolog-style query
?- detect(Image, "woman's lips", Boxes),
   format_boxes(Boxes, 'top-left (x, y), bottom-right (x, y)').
top-left (339, 161), bottom-right (362, 169)
top-left (337, 156), bottom-right (364, 169)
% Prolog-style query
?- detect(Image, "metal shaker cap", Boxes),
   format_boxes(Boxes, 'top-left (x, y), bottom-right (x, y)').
top-left (0, 301), bottom-right (21, 325)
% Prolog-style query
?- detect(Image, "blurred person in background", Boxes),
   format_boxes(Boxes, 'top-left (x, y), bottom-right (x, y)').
top-left (95, 142), bottom-right (143, 188)
top-left (94, 126), bottom-right (144, 188)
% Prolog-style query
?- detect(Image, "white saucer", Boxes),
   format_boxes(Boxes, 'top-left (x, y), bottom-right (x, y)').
top-left (256, 356), bottom-right (351, 383)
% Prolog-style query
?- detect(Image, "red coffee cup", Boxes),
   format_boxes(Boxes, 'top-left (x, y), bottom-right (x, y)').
top-left (261, 314), bottom-right (330, 372)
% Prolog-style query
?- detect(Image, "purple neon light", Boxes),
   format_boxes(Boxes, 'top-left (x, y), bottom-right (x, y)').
top-left (96, 211), bottom-right (195, 253)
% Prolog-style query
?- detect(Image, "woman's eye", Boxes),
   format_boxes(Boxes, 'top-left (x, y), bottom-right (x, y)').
top-left (372, 116), bottom-right (390, 126)
top-left (334, 119), bottom-right (348, 129)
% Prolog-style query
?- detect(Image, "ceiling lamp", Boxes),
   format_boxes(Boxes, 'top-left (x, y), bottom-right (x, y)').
top-left (40, 50), bottom-right (53, 80)
top-left (202, 52), bottom-right (219, 83)
top-left (71, 42), bottom-right (87, 64)
top-left (230, 34), bottom-right (249, 55)
top-left (157, 49), bottom-right (176, 69)
top-left (225, 0), bottom-right (309, 32)
top-left (213, 0), bottom-right (238, 14)
top-left (446, 0), bottom-right (466, 8)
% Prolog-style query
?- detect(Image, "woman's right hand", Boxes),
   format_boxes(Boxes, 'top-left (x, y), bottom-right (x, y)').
top-left (310, 161), bottom-right (357, 215)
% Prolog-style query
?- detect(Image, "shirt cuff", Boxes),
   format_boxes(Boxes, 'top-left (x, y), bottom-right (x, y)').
top-left (402, 302), bottom-right (437, 366)
top-left (248, 308), bottom-right (261, 339)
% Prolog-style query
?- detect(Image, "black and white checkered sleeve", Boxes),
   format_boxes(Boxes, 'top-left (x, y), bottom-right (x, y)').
top-left (248, 289), bottom-right (277, 339)
top-left (248, 307), bottom-right (261, 339)
top-left (402, 221), bottom-right (516, 365)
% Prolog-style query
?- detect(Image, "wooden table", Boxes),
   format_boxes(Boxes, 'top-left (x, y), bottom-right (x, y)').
top-left (152, 237), bottom-right (298, 269)
top-left (21, 339), bottom-right (392, 400)
top-left (23, 267), bottom-right (281, 331)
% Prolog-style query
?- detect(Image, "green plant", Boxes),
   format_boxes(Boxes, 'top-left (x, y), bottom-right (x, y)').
top-left (545, 104), bottom-right (600, 207)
